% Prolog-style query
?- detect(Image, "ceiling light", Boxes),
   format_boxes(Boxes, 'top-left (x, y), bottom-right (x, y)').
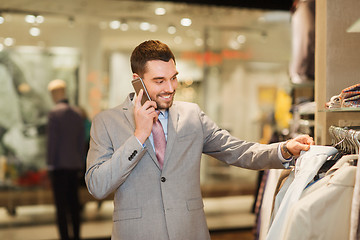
top-left (229, 39), bottom-right (240, 50)
top-left (194, 38), bottom-right (203, 47)
top-left (25, 15), bottom-right (36, 23)
top-left (0, 16), bottom-right (4, 24)
top-left (180, 18), bottom-right (192, 27)
top-left (174, 36), bottom-right (182, 44)
top-left (167, 25), bottom-right (176, 34)
top-left (4, 37), bottom-right (15, 46)
top-left (140, 22), bottom-right (150, 31)
top-left (237, 35), bottom-right (246, 44)
top-left (25, 14), bottom-right (44, 24)
top-left (155, 7), bottom-right (166, 16)
top-left (110, 20), bottom-right (121, 29)
top-left (36, 15), bottom-right (44, 24)
top-left (149, 24), bottom-right (158, 32)
top-left (120, 22), bottom-right (129, 31)
top-left (29, 27), bottom-right (41, 36)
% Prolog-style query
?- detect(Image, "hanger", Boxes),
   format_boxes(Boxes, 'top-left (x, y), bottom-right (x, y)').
top-left (328, 125), bottom-right (360, 166)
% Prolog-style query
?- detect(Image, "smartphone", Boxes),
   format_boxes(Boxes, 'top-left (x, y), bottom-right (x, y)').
top-left (131, 77), bottom-right (151, 105)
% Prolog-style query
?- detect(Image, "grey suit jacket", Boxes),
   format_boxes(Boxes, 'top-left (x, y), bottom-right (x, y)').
top-left (85, 93), bottom-right (285, 240)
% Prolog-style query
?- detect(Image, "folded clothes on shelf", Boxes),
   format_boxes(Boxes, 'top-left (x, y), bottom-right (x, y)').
top-left (325, 95), bottom-right (341, 109)
top-left (340, 83), bottom-right (360, 107)
top-left (325, 83), bottom-right (360, 108)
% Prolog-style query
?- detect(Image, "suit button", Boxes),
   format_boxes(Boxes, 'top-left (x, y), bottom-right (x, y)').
top-left (161, 177), bottom-right (166, 182)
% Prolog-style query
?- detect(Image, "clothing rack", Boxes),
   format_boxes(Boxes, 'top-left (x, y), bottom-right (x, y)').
top-left (329, 125), bottom-right (360, 154)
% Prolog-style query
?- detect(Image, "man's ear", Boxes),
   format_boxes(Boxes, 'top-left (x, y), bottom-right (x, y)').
top-left (133, 73), bottom-right (139, 79)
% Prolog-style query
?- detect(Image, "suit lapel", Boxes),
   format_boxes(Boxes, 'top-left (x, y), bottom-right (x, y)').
top-left (123, 94), bottom-right (135, 130)
top-left (163, 103), bottom-right (179, 169)
top-left (123, 93), bottom-right (159, 167)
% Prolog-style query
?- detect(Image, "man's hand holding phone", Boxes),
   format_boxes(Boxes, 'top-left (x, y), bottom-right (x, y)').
top-left (134, 89), bottom-right (158, 144)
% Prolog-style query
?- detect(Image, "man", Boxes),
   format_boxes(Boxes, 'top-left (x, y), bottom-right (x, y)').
top-left (47, 79), bottom-right (85, 240)
top-left (85, 40), bottom-right (314, 240)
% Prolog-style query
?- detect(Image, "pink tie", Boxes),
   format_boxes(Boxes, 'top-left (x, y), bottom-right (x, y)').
top-left (152, 112), bottom-right (166, 168)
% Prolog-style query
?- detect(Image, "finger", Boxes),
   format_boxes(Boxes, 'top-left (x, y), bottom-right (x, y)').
top-left (297, 135), bottom-right (312, 144)
top-left (142, 100), bottom-right (157, 111)
top-left (302, 143), bottom-right (311, 151)
top-left (296, 134), bottom-right (308, 142)
top-left (135, 89), bottom-right (143, 107)
top-left (144, 105), bottom-right (156, 115)
top-left (152, 112), bottom-right (159, 122)
top-left (296, 142), bottom-right (311, 152)
top-left (300, 135), bottom-right (314, 145)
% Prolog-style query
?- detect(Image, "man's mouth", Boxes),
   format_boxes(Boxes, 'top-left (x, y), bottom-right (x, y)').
top-left (159, 93), bottom-right (173, 101)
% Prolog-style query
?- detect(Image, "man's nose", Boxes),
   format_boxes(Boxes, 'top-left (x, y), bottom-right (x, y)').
top-left (164, 80), bottom-right (174, 92)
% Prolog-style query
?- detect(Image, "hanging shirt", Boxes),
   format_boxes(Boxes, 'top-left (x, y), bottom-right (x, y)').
top-left (350, 153), bottom-right (360, 240)
top-left (282, 162), bottom-right (357, 240)
top-left (266, 145), bottom-right (337, 240)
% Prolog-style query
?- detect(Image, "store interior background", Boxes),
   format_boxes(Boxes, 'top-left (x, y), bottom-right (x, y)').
top-left (0, 0), bottom-right (328, 239)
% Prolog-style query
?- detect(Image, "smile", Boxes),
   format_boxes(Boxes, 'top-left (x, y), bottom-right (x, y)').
top-left (158, 93), bottom-right (174, 100)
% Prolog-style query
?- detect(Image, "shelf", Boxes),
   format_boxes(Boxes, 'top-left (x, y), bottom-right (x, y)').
top-left (290, 81), bottom-right (314, 88)
top-left (319, 107), bottom-right (360, 112)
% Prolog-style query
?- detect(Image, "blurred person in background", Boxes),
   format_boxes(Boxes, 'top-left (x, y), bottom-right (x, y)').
top-left (47, 79), bottom-right (85, 240)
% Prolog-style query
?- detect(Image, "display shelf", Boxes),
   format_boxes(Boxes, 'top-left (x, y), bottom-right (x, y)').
top-left (0, 186), bottom-right (113, 216)
top-left (290, 81), bottom-right (315, 89)
top-left (319, 107), bottom-right (360, 112)
top-left (315, 0), bottom-right (360, 145)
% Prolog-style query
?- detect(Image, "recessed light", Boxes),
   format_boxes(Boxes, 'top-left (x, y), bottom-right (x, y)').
top-left (168, 25), bottom-right (176, 34)
top-left (180, 18), bottom-right (192, 27)
top-left (155, 7), bottom-right (166, 16)
top-left (29, 27), bottom-right (41, 36)
top-left (140, 22), bottom-right (150, 31)
top-left (109, 20), bottom-right (121, 29)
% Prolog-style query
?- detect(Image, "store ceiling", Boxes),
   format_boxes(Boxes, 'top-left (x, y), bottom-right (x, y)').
top-left (0, 0), bottom-right (292, 59)
top-left (153, 0), bottom-right (294, 11)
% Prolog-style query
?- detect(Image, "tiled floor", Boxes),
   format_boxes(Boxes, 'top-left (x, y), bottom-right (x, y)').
top-left (0, 195), bottom-right (256, 240)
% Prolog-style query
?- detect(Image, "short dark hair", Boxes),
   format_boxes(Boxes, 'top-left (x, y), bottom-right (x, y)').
top-left (130, 40), bottom-right (176, 77)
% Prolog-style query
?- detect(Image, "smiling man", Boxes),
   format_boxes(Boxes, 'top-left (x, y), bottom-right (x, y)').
top-left (85, 40), bottom-right (314, 240)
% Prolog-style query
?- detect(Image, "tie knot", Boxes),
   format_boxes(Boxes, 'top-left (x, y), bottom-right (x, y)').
top-left (155, 110), bottom-right (161, 116)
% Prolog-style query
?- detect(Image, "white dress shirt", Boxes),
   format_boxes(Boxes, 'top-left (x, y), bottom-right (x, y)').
top-left (266, 145), bottom-right (338, 240)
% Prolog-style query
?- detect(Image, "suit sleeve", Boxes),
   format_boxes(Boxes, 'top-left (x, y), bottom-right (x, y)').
top-left (85, 113), bottom-right (146, 200)
top-left (199, 108), bottom-right (285, 170)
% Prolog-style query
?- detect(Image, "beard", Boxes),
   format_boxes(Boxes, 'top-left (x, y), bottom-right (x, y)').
top-left (154, 91), bottom-right (175, 110)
